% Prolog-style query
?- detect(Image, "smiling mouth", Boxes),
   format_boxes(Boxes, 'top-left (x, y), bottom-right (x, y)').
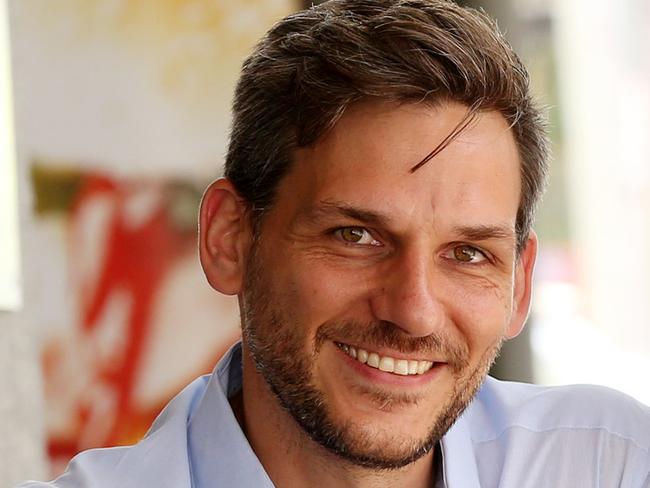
top-left (335, 342), bottom-right (435, 376)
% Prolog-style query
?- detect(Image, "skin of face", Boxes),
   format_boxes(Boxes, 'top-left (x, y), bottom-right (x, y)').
top-left (199, 100), bottom-right (537, 486)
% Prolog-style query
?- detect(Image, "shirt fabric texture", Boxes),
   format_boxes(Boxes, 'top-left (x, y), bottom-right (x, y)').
top-left (19, 342), bottom-right (650, 487)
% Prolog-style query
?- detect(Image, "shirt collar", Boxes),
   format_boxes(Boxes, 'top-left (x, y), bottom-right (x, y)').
top-left (187, 343), bottom-right (275, 487)
top-left (440, 410), bottom-right (482, 487)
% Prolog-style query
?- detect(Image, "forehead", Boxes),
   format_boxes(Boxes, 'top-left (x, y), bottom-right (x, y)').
top-left (277, 100), bottom-right (521, 231)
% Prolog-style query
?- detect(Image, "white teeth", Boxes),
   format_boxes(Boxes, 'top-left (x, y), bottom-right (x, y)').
top-left (337, 342), bottom-right (434, 376)
top-left (378, 356), bottom-right (394, 372)
top-left (394, 359), bottom-right (409, 376)
top-left (408, 360), bottom-right (419, 375)
top-left (357, 349), bottom-right (368, 364)
top-left (367, 353), bottom-right (380, 368)
top-left (417, 361), bottom-right (432, 374)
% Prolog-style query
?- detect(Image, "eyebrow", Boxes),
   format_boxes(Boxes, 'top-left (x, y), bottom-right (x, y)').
top-left (451, 224), bottom-right (516, 242)
top-left (293, 200), bottom-right (392, 228)
top-left (295, 201), bottom-right (515, 242)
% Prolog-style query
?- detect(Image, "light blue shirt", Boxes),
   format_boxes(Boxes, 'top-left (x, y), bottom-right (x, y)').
top-left (20, 342), bottom-right (650, 487)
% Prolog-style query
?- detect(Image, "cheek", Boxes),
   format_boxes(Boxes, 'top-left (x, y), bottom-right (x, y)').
top-left (444, 277), bottom-right (514, 350)
top-left (279, 257), bottom-right (374, 329)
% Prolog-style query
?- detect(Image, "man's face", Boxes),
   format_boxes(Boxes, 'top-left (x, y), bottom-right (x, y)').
top-left (240, 101), bottom-right (533, 469)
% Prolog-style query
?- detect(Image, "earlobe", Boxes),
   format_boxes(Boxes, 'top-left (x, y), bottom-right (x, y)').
top-left (506, 231), bottom-right (538, 339)
top-left (198, 178), bottom-right (251, 295)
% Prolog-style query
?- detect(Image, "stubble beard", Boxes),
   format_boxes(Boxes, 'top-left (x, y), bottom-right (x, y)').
top-left (240, 244), bottom-right (503, 470)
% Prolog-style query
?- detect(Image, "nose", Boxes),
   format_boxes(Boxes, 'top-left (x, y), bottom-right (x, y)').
top-left (369, 248), bottom-right (447, 337)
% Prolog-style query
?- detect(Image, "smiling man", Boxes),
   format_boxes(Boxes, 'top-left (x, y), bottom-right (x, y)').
top-left (213, 101), bottom-right (533, 486)
top-left (20, 1), bottom-right (650, 487)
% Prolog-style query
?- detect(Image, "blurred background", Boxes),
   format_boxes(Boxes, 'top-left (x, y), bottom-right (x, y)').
top-left (1, 0), bottom-right (649, 485)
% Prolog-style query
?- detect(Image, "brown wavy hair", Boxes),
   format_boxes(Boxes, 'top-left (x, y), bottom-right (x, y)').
top-left (225, 0), bottom-right (549, 252)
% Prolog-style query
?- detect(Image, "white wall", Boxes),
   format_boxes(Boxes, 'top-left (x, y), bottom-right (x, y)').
top-left (533, 0), bottom-right (650, 401)
top-left (1, 0), bottom-right (47, 484)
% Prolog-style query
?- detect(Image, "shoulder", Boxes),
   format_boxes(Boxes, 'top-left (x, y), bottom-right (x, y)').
top-left (16, 447), bottom-right (132, 488)
top-left (469, 377), bottom-right (650, 447)
top-left (463, 377), bottom-right (650, 487)
top-left (17, 374), bottom-right (212, 488)
top-left (16, 344), bottom-right (244, 488)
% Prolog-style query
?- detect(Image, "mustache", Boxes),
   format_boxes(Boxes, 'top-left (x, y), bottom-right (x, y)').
top-left (315, 319), bottom-right (468, 372)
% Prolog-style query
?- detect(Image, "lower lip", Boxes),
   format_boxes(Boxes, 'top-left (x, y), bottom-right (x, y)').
top-left (335, 343), bottom-right (446, 387)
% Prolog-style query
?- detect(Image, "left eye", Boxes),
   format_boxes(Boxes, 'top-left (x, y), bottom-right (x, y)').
top-left (449, 245), bottom-right (487, 263)
top-left (335, 227), bottom-right (381, 246)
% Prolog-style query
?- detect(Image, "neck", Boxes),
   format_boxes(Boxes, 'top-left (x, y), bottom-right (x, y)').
top-left (231, 349), bottom-right (437, 488)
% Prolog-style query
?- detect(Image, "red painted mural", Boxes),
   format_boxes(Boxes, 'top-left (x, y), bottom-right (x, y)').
top-left (36, 169), bottom-right (240, 474)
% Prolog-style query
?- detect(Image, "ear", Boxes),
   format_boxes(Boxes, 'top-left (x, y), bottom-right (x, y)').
top-left (505, 230), bottom-right (538, 339)
top-left (198, 178), bottom-right (251, 295)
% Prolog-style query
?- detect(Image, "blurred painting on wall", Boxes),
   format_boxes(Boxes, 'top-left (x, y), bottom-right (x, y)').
top-left (8, 0), bottom-right (297, 475)
top-left (32, 166), bottom-right (240, 472)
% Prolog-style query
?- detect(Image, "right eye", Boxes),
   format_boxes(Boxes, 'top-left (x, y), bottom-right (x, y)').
top-left (335, 227), bottom-right (381, 246)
